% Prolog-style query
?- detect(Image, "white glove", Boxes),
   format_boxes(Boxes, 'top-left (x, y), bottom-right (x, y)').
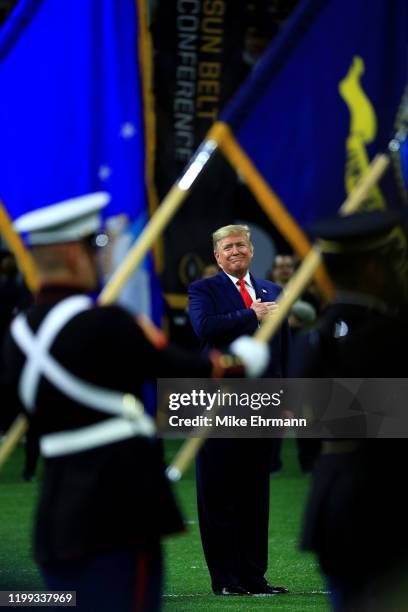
top-left (228, 336), bottom-right (269, 378)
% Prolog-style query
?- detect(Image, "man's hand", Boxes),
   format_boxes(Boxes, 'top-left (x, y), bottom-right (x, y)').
top-left (251, 298), bottom-right (279, 321)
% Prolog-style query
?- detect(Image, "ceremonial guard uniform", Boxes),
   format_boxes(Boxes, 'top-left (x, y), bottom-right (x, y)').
top-left (1, 195), bottom-right (268, 611)
top-left (290, 210), bottom-right (408, 611)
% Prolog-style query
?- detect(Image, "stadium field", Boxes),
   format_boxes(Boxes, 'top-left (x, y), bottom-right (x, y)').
top-left (0, 439), bottom-right (329, 611)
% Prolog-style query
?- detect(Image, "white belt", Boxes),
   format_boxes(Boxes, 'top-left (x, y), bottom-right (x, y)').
top-left (40, 415), bottom-right (155, 457)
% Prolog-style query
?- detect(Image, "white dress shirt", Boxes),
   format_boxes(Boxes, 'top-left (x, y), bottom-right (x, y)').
top-left (223, 270), bottom-right (257, 303)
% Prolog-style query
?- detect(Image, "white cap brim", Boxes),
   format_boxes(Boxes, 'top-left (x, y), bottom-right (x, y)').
top-left (14, 192), bottom-right (111, 246)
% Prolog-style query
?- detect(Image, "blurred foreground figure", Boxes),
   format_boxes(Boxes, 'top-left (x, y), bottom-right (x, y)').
top-left (1, 194), bottom-right (268, 612)
top-left (290, 210), bottom-right (408, 612)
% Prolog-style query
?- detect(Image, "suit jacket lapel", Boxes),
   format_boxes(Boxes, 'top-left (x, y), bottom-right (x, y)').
top-left (251, 274), bottom-right (274, 301)
top-left (218, 271), bottom-right (247, 309)
top-left (251, 274), bottom-right (263, 301)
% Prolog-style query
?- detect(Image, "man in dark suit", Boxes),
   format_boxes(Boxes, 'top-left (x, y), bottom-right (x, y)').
top-left (188, 224), bottom-right (290, 596)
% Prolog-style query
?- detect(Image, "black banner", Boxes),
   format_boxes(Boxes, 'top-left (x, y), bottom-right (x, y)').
top-left (152, 0), bottom-right (300, 296)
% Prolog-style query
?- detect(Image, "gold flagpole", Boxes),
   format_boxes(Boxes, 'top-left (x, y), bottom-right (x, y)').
top-left (98, 139), bottom-right (218, 305)
top-left (167, 153), bottom-right (391, 480)
top-left (0, 146), bottom-right (391, 473)
top-left (0, 138), bottom-right (220, 472)
top-left (0, 201), bottom-right (39, 293)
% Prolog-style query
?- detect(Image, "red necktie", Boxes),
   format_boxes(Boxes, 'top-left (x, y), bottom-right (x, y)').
top-left (237, 278), bottom-right (253, 309)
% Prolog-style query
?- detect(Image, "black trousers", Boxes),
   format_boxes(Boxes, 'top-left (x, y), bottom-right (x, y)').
top-left (196, 438), bottom-right (271, 591)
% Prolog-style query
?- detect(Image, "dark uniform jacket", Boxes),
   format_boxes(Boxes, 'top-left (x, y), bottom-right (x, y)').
top-left (1, 285), bottom-right (213, 565)
top-left (290, 298), bottom-right (408, 580)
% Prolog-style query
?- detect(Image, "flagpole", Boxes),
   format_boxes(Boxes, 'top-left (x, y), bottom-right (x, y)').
top-left (0, 201), bottom-right (39, 293)
top-left (0, 415), bottom-right (28, 469)
top-left (0, 138), bottom-right (220, 472)
top-left (98, 139), bottom-right (218, 305)
top-left (166, 152), bottom-right (392, 481)
top-left (255, 154), bottom-right (390, 343)
top-left (0, 150), bottom-right (395, 473)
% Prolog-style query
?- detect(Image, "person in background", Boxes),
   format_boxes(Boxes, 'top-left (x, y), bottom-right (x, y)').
top-left (268, 253), bottom-right (323, 475)
top-left (287, 299), bottom-right (321, 474)
top-left (0, 197), bottom-right (268, 612)
top-left (288, 299), bottom-right (317, 331)
top-left (188, 224), bottom-right (290, 597)
top-left (268, 251), bottom-right (326, 314)
top-left (267, 253), bottom-right (295, 287)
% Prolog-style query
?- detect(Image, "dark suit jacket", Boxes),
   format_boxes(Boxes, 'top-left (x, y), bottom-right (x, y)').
top-left (188, 270), bottom-right (290, 376)
top-left (188, 270), bottom-right (291, 589)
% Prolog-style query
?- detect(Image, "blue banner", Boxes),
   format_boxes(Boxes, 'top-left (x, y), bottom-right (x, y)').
top-left (0, 0), bottom-right (162, 323)
top-left (220, 0), bottom-right (408, 230)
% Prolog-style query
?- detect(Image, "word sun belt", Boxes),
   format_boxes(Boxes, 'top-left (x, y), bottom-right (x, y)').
top-left (11, 295), bottom-right (155, 457)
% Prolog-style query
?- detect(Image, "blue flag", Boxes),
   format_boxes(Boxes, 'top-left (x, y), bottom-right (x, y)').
top-left (211, 0), bottom-right (408, 257)
top-left (0, 0), bottom-right (162, 323)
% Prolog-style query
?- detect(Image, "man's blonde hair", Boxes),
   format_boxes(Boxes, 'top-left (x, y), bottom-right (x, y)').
top-left (212, 224), bottom-right (253, 252)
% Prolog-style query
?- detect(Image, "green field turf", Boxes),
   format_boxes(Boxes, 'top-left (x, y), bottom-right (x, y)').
top-left (0, 439), bottom-right (329, 611)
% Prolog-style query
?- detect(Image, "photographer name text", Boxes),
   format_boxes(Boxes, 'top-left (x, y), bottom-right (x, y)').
top-left (167, 415), bottom-right (307, 428)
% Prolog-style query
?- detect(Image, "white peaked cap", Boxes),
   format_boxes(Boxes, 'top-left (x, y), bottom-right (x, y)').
top-left (14, 192), bottom-right (111, 246)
